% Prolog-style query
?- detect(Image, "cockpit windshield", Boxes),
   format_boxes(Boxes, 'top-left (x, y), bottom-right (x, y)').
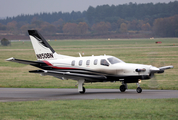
top-left (107, 57), bottom-right (124, 64)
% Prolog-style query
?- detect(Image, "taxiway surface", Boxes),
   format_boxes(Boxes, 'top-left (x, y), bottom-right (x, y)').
top-left (0, 88), bottom-right (178, 102)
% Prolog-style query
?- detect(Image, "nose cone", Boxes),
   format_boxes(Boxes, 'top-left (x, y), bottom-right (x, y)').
top-left (150, 66), bottom-right (160, 72)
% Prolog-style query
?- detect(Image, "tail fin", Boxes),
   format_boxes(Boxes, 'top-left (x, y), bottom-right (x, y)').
top-left (28, 30), bottom-right (70, 60)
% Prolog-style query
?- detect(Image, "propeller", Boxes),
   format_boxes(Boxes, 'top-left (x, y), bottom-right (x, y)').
top-left (148, 72), bottom-right (159, 89)
top-left (147, 52), bottom-right (173, 89)
top-left (147, 52), bottom-right (161, 89)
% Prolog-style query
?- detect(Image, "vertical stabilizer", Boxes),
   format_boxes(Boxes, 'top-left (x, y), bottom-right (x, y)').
top-left (28, 30), bottom-right (69, 60)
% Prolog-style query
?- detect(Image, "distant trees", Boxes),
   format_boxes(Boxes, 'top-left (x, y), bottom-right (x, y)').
top-left (1, 1), bottom-right (178, 25)
top-left (0, 1), bottom-right (178, 37)
top-left (0, 11), bottom-right (86, 25)
top-left (63, 22), bottom-right (88, 35)
top-left (86, 1), bottom-right (178, 25)
top-left (153, 15), bottom-right (178, 37)
top-left (6, 21), bottom-right (17, 34)
top-left (20, 20), bottom-right (57, 35)
top-left (77, 22), bottom-right (89, 34)
top-left (92, 22), bottom-right (111, 34)
top-left (120, 23), bottom-right (128, 33)
top-left (141, 23), bottom-right (151, 31)
top-left (63, 23), bottom-right (78, 34)
top-left (40, 22), bottom-right (56, 34)
top-left (0, 23), bottom-right (6, 30)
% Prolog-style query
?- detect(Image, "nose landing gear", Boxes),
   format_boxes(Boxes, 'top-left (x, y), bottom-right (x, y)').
top-left (136, 87), bottom-right (142, 93)
top-left (136, 80), bottom-right (142, 93)
top-left (120, 80), bottom-right (142, 93)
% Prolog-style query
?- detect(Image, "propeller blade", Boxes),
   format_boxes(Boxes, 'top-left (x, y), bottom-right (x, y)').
top-left (159, 66), bottom-right (173, 70)
top-left (148, 73), bottom-right (159, 88)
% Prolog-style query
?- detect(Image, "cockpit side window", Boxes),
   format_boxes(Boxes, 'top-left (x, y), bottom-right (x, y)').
top-left (100, 59), bottom-right (109, 66)
top-left (107, 57), bottom-right (124, 64)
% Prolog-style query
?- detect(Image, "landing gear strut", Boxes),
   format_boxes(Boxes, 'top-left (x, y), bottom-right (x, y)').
top-left (120, 82), bottom-right (127, 92)
top-left (78, 80), bottom-right (85, 94)
top-left (136, 81), bottom-right (142, 93)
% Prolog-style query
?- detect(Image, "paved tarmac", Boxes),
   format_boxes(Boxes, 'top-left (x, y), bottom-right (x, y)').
top-left (0, 88), bottom-right (178, 102)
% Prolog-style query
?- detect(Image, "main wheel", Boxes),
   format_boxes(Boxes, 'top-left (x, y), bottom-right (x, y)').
top-left (136, 87), bottom-right (142, 93)
top-left (120, 85), bottom-right (126, 92)
top-left (79, 87), bottom-right (85, 94)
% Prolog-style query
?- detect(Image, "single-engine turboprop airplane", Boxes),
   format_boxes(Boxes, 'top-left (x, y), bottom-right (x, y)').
top-left (6, 30), bottom-right (173, 93)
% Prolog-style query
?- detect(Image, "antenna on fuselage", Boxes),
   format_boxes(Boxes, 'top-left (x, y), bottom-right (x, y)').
top-left (79, 53), bottom-right (82, 57)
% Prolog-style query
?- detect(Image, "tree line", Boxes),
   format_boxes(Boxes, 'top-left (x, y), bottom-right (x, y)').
top-left (0, 1), bottom-right (178, 37)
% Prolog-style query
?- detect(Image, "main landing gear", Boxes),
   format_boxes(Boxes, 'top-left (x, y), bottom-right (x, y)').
top-left (78, 80), bottom-right (85, 94)
top-left (120, 82), bottom-right (127, 92)
top-left (80, 87), bottom-right (85, 94)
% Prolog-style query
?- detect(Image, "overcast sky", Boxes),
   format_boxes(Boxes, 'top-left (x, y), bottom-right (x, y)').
top-left (0, 0), bottom-right (176, 18)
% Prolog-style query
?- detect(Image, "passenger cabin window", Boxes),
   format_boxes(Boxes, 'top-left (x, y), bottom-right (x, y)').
top-left (71, 60), bottom-right (75, 66)
top-left (79, 60), bottom-right (83, 66)
top-left (100, 59), bottom-right (109, 66)
top-left (94, 59), bottom-right (98, 65)
top-left (86, 60), bottom-right (90, 65)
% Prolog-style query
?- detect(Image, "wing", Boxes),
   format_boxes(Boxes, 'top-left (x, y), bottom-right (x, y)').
top-left (6, 57), bottom-right (107, 82)
top-left (29, 70), bottom-right (107, 82)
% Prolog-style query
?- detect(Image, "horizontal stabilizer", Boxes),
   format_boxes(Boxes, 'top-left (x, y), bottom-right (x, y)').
top-left (6, 57), bottom-right (50, 69)
top-left (6, 57), bottom-right (40, 65)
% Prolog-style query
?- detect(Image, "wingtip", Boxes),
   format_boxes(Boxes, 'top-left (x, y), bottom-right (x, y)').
top-left (6, 57), bottom-right (15, 61)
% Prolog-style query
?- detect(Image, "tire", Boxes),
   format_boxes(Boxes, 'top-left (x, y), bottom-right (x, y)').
top-left (79, 87), bottom-right (85, 94)
top-left (136, 87), bottom-right (142, 93)
top-left (120, 85), bottom-right (126, 92)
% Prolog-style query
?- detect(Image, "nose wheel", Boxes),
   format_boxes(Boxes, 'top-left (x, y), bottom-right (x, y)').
top-left (136, 82), bottom-right (142, 93)
top-left (136, 87), bottom-right (142, 93)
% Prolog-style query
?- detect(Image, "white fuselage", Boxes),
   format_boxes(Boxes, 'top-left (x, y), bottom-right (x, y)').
top-left (46, 55), bottom-right (152, 77)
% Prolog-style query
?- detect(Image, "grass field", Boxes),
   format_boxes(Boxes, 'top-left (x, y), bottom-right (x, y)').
top-left (0, 38), bottom-right (178, 120)
top-left (0, 99), bottom-right (178, 120)
top-left (0, 38), bottom-right (177, 90)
